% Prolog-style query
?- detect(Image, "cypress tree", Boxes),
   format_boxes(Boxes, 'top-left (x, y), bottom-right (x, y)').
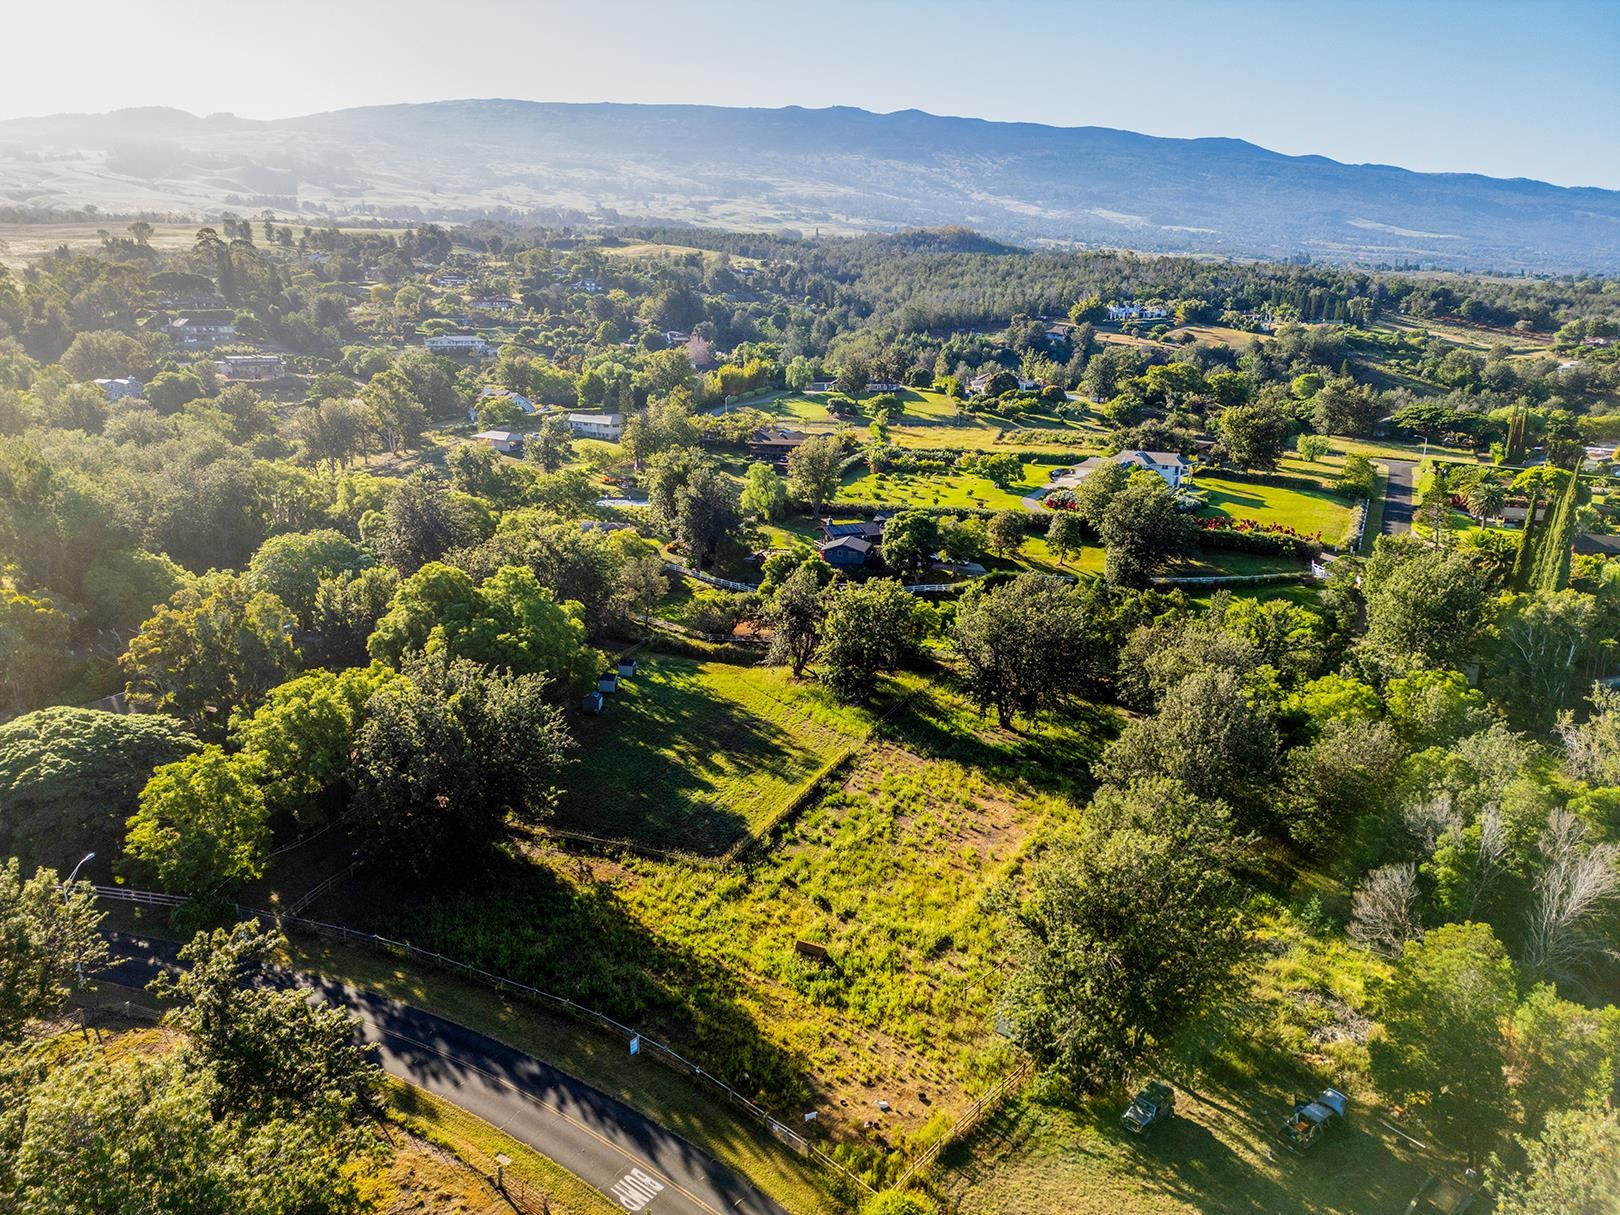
top-left (1528, 469), bottom-right (1579, 593)
top-left (1510, 487), bottom-right (1541, 591)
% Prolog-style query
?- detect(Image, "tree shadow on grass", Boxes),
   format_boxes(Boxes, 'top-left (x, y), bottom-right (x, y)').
top-left (878, 676), bottom-right (1120, 800)
top-left (553, 658), bottom-right (813, 854)
top-left (336, 847), bottom-right (823, 1124)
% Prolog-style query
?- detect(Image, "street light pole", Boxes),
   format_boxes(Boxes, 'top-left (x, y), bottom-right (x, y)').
top-left (63, 852), bottom-right (95, 986)
top-left (65, 852), bottom-right (96, 891)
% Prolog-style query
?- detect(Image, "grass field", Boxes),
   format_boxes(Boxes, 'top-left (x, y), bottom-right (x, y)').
top-left (837, 461), bottom-right (1059, 511)
top-left (337, 679), bottom-right (1116, 1183)
top-left (1194, 476), bottom-right (1355, 545)
top-left (754, 389), bottom-right (1099, 453)
top-left (552, 654), bottom-right (890, 852)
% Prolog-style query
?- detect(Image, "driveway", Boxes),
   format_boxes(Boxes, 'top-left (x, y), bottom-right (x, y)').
top-left (1381, 459), bottom-right (1418, 535)
top-left (104, 931), bottom-right (789, 1215)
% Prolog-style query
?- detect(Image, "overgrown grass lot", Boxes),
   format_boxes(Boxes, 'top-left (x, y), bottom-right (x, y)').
top-left (338, 678), bottom-right (1115, 1183)
top-left (551, 654), bottom-right (890, 852)
top-left (938, 913), bottom-right (1430, 1215)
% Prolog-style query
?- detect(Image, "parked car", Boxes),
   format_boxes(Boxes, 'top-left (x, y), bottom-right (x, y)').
top-left (1120, 1081), bottom-right (1175, 1136)
top-left (1279, 1087), bottom-right (1347, 1150)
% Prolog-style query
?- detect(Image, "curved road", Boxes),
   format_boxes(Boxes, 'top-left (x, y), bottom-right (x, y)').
top-left (104, 931), bottom-right (789, 1215)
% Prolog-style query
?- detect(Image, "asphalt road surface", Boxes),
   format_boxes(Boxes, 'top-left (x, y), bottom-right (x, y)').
top-left (1382, 459), bottom-right (1417, 535)
top-left (104, 931), bottom-right (790, 1215)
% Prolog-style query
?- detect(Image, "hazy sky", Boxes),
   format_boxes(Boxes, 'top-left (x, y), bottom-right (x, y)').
top-left (5, 0), bottom-right (1617, 188)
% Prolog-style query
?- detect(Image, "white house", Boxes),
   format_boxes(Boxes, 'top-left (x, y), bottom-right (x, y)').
top-left (169, 316), bottom-right (236, 345)
top-left (1052, 449), bottom-right (1191, 490)
top-left (1106, 303), bottom-right (1171, 322)
top-left (93, 377), bottom-right (144, 402)
top-left (477, 386), bottom-right (536, 414)
top-left (804, 379), bottom-right (837, 394)
top-left (214, 354), bottom-right (286, 381)
top-left (968, 372), bottom-right (1039, 393)
top-left (471, 429), bottom-right (523, 454)
top-left (425, 335), bottom-right (494, 356)
top-left (566, 412), bottom-right (623, 440)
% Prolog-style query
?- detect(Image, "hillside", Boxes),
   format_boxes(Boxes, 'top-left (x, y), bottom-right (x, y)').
top-left (1, 100), bottom-right (1617, 272)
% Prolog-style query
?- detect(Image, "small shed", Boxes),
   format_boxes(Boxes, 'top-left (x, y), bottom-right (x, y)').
top-left (617, 657), bottom-right (637, 678)
top-left (582, 690), bottom-right (605, 714)
top-left (598, 672), bottom-right (619, 694)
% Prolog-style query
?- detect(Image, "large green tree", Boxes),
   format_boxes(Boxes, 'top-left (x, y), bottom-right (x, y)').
top-left (786, 435), bottom-right (844, 520)
top-left (999, 780), bottom-right (1248, 1091)
top-left (121, 572), bottom-right (299, 728)
top-left (1099, 471), bottom-right (1192, 588)
top-left (951, 573), bottom-right (1098, 728)
top-left (1369, 921), bottom-right (1517, 1159)
top-left (351, 654), bottom-right (575, 874)
top-left (0, 859), bottom-right (107, 1042)
top-left (124, 746), bottom-right (270, 896)
top-left (814, 578), bottom-right (927, 702)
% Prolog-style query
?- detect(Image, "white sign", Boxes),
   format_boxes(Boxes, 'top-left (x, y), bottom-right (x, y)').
top-left (628, 1034), bottom-right (640, 1057)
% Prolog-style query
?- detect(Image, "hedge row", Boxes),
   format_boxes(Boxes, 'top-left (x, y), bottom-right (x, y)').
top-left (1192, 526), bottom-right (1322, 559)
top-left (1200, 466), bottom-right (1344, 497)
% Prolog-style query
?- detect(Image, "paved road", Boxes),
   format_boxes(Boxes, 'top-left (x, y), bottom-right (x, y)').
top-left (1382, 459), bottom-right (1418, 535)
top-left (104, 931), bottom-right (789, 1215)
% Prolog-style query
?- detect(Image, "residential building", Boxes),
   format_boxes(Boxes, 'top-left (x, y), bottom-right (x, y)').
top-left (1106, 303), bottom-right (1171, 322)
top-left (747, 426), bottom-right (809, 465)
top-left (477, 387), bottom-right (536, 414)
top-left (214, 353), bottom-right (286, 381)
top-left (169, 315), bottom-right (236, 345)
top-left (93, 377), bottom-right (143, 401)
top-left (566, 412), bottom-right (623, 440)
top-left (968, 372), bottom-right (1038, 393)
top-left (424, 334), bottom-right (494, 356)
top-left (471, 430), bottom-right (523, 454)
top-left (820, 516), bottom-right (887, 542)
top-left (817, 535), bottom-right (875, 569)
top-left (1051, 449), bottom-right (1191, 490)
top-left (804, 379), bottom-right (837, 394)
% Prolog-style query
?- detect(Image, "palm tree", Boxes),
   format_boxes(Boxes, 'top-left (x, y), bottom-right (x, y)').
top-left (1467, 476), bottom-right (1508, 522)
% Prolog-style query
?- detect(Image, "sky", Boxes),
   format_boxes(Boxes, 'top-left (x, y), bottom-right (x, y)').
top-left (4, 0), bottom-right (1617, 189)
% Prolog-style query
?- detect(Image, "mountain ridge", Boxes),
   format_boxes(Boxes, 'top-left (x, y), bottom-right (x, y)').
top-left (1, 98), bottom-right (1615, 272)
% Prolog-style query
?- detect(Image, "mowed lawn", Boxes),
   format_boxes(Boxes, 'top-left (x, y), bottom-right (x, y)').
top-left (552, 654), bottom-right (886, 852)
top-left (766, 389), bottom-right (1096, 453)
top-left (838, 461), bottom-right (1061, 511)
top-left (1196, 475), bottom-right (1354, 544)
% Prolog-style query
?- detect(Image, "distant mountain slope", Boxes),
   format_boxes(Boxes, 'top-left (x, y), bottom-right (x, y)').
top-left (1, 99), bottom-right (1615, 272)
